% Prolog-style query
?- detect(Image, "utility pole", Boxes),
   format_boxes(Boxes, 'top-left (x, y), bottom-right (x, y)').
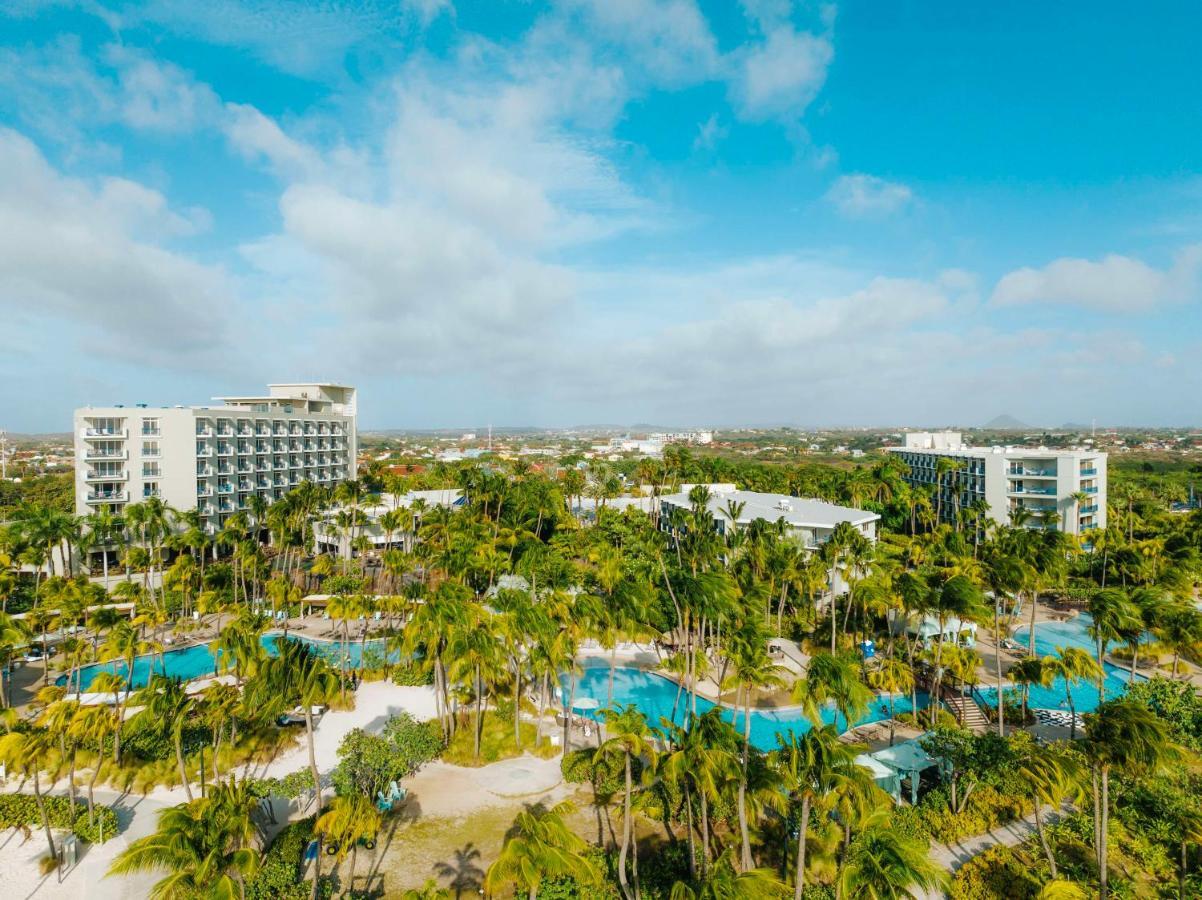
top-left (487, 423), bottom-right (492, 452)
top-left (0, 430), bottom-right (7, 480)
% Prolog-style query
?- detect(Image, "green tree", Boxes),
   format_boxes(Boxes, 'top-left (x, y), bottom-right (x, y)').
top-left (837, 821), bottom-right (947, 900)
top-left (484, 801), bottom-right (599, 900)
top-left (597, 705), bottom-right (657, 900)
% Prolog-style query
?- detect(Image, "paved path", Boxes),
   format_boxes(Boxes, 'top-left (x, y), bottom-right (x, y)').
top-left (917, 806), bottom-right (1062, 899)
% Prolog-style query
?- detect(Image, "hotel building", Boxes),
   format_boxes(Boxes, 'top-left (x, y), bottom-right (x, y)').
top-left (74, 383), bottom-right (357, 537)
top-left (886, 432), bottom-right (1106, 536)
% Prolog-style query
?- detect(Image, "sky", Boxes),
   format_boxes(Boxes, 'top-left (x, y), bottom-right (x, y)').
top-left (2, 0), bottom-right (1201, 432)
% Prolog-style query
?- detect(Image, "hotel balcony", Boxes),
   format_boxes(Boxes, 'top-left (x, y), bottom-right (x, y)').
top-left (196, 447), bottom-right (214, 458)
top-left (1008, 485), bottom-right (1057, 496)
top-left (86, 428), bottom-right (127, 438)
top-left (197, 485), bottom-right (213, 497)
top-left (1081, 504), bottom-right (1099, 514)
top-left (217, 484), bottom-right (234, 494)
top-left (195, 426), bottom-right (214, 437)
top-left (84, 449), bottom-right (126, 461)
top-left (1084, 486), bottom-right (1099, 494)
top-left (1007, 467), bottom-right (1056, 478)
top-left (87, 490), bottom-right (128, 503)
top-left (1080, 467), bottom-right (1098, 476)
top-left (85, 470), bottom-right (126, 482)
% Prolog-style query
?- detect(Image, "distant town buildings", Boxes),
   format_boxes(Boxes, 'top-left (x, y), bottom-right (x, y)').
top-left (887, 431), bottom-right (1106, 536)
top-left (74, 383), bottom-right (358, 540)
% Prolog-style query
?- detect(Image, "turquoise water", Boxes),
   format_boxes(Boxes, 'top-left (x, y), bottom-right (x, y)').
top-left (978, 612), bottom-right (1140, 714)
top-left (565, 660), bottom-right (929, 751)
top-left (64, 633), bottom-right (391, 691)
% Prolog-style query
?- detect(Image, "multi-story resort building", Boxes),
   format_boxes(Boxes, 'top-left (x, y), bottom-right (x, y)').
top-left (886, 431), bottom-right (1106, 536)
top-left (74, 383), bottom-right (357, 541)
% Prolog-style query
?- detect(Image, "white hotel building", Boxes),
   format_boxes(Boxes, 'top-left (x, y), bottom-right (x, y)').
top-left (886, 431), bottom-right (1106, 536)
top-left (75, 383), bottom-right (357, 537)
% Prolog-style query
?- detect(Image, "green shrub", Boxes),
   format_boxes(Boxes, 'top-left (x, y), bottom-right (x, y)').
top-left (560, 748), bottom-right (637, 798)
top-left (912, 784), bottom-right (1027, 844)
top-left (391, 661), bottom-right (433, 686)
top-left (246, 816), bottom-right (331, 900)
top-left (0, 794), bottom-right (119, 844)
top-left (950, 845), bottom-right (1040, 900)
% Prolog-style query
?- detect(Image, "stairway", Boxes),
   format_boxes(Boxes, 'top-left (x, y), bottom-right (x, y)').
top-left (942, 691), bottom-right (990, 733)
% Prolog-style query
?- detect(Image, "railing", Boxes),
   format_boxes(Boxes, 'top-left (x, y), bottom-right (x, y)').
top-left (87, 491), bottom-right (128, 503)
top-left (197, 486), bottom-right (213, 497)
top-left (1010, 486), bottom-right (1056, 495)
top-left (195, 427), bottom-right (214, 437)
top-left (1080, 468), bottom-right (1098, 476)
top-left (1080, 504), bottom-right (1098, 514)
top-left (86, 428), bottom-right (127, 438)
top-left (86, 470), bottom-right (126, 481)
top-left (1008, 468), bottom-right (1056, 477)
top-left (141, 429), bottom-right (161, 437)
top-left (217, 484), bottom-right (234, 493)
top-left (142, 449), bottom-right (160, 457)
top-left (197, 448), bottom-right (213, 457)
top-left (84, 450), bottom-right (126, 461)
top-left (1085, 486), bottom-right (1098, 494)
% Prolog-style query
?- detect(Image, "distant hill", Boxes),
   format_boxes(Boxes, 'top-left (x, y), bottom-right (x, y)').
top-left (982, 414), bottom-right (1030, 430)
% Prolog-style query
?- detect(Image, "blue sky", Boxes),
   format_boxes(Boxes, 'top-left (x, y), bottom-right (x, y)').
top-left (2, 0), bottom-right (1201, 431)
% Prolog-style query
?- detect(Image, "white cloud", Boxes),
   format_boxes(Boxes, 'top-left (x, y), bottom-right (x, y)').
top-left (0, 128), bottom-right (231, 363)
top-left (991, 245), bottom-right (1202, 312)
top-left (693, 113), bottom-right (726, 151)
top-left (825, 174), bottom-right (914, 218)
top-left (731, 24), bottom-right (833, 121)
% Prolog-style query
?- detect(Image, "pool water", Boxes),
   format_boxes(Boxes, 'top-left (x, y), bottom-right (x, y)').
top-left (64, 633), bottom-right (392, 692)
top-left (978, 612), bottom-right (1142, 714)
top-left (565, 660), bottom-right (929, 751)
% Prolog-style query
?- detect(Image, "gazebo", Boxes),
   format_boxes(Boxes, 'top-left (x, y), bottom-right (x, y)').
top-left (868, 737), bottom-right (939, 804)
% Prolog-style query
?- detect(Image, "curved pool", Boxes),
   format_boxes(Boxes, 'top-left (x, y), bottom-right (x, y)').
top-left (565, 660), bottom-right (928, 751)
top-left (63, 633), bottom-right (392, 692)
top-left (978, 612), bottom-right (1143, 714)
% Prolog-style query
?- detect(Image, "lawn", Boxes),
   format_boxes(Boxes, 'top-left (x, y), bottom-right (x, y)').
top-left (442, 711), bottom-right (560, 766)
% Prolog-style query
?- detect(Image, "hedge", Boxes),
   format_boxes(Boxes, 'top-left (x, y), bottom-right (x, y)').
top-left (0, 794), bottom-right (119, 844)
top-left (949, 845), bottom-right (1040, 900)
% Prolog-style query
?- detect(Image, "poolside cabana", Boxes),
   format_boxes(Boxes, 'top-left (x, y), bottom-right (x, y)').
top-left (855, 753), bottom-right (900, 801)
top-left (888, 610), bottom-right (977, 650)
top-left (868, 737), bottom-right (938, 804)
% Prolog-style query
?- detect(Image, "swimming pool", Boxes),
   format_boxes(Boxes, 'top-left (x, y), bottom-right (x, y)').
top-left (64, 633), bottom-right (392, 692)
top-left (565, 661), bottom-right (929, 751)
top-left (978, 612), bottom-right (1142, 714)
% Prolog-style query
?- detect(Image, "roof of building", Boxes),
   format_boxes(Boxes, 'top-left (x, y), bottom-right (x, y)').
top-left (887, 445), bottom-right (1104, 459)
top-left (659, 488), bottom-right (879, 529)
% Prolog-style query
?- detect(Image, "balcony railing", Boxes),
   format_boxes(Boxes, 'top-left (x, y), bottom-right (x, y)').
top-left (87, 490), bottom-right (128, 503)
top-left (1010, 486), bottom-right (1057, 496)
top-left (84, 449), bottom-right (127, 461)
top-left (86, 470), bottom-right (126, 482)
top-left (1080, 504), bottom-right (1099, 514)
top-left (197, 486), bottom-right (213, 497)
top-left (1008, 468), bottom-right (1056, 477)
top-left (86, 428), bottom-right (127, 438)
top-left (195, 427), bottom-right (214, 437)
top-left (1080, 468), bottom-right (1098, 476)
top-left (1085, 486), bottom-right (1099, 494)
top-left (217, 484), bottom-right (234, 493)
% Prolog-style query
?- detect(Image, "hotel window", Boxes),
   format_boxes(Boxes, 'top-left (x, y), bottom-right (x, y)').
top-left (142, 463), bottom-right (162, 478)
top-left (142, 441), bottom-right (160, 457)
top-left (141, 418), bottom-right (161, 436)
top-left (143, 482), bottom-right (160, 499)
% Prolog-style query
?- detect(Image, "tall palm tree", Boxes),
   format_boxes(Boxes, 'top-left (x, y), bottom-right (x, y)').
top-left (771, 725), bottom-right (864, 900)
top-left (135, 674), bottom-right (196, 801)
top-left (484, 801), bottom-right (599, 900)
top-left (1008, 656), bottom-right (1052, 726)
top-left (0, 729), bottom-right (58, 860)
top-left (1086, 589), bottom-right (1139, 705)
top-left (1084, 700), bottom-right (1181, 899)
top-left (1042, 646), bottom-right (1102, 740)
top-left (597, 705), bottom-right (657, 900)
top-left (1015, 743), bottom-right (1083, 879)
top-left (108, 776), bottom-right (261, 898)
top-left (866, 658), bottom-right (913, 746)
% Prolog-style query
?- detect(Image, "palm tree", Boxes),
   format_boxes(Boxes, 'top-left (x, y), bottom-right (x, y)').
top-left (315, 793), bottom-right (382, 898)
top-left (1086, 589), bottom-right (1139, 705)
top-left (1042, 646), bottom-right (1102, 740)
top-left (771, 725), bottom-right (864, 900)
top-left (1015, 743), bottom-right (1083, 879)
top-left (793, 652), bottom-right (872, 733)
top-left (484, 801), bottom-right (599, 899)
top-left (0, 730), bottom-right (58, 860)
top-left (1084, 700), bottom-right (1181, 899)
top-left (597, 705), bottom-right (656, 900)
top-left (837, 821), bottom-right (947, 900)
top-left (71, 703), bottom-right (117, 827)
top-left (1008, 656), bottom-right (1052, 726)
top-left (669, 849), bottom-right (788, 899)
top-left (866, 658), bottom-right (913, 746)
top-left (135, 674), bottom-right (196, 801)
top-left (108, 776), bottom-right (261, 898)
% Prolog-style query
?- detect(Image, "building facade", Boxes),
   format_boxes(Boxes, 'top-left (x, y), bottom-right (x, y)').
top-left (886, 431), bottom-right (1106, 536)
top-left (75, 383), bottom-right (357, 536)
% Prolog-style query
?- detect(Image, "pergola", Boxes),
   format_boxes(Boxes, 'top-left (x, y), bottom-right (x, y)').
top-left (868, 737), bottom-right (939, 804)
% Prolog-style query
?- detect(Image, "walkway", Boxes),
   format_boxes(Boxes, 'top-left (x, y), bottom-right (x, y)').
top-left (916, 806), bottom-right (1063, 899)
